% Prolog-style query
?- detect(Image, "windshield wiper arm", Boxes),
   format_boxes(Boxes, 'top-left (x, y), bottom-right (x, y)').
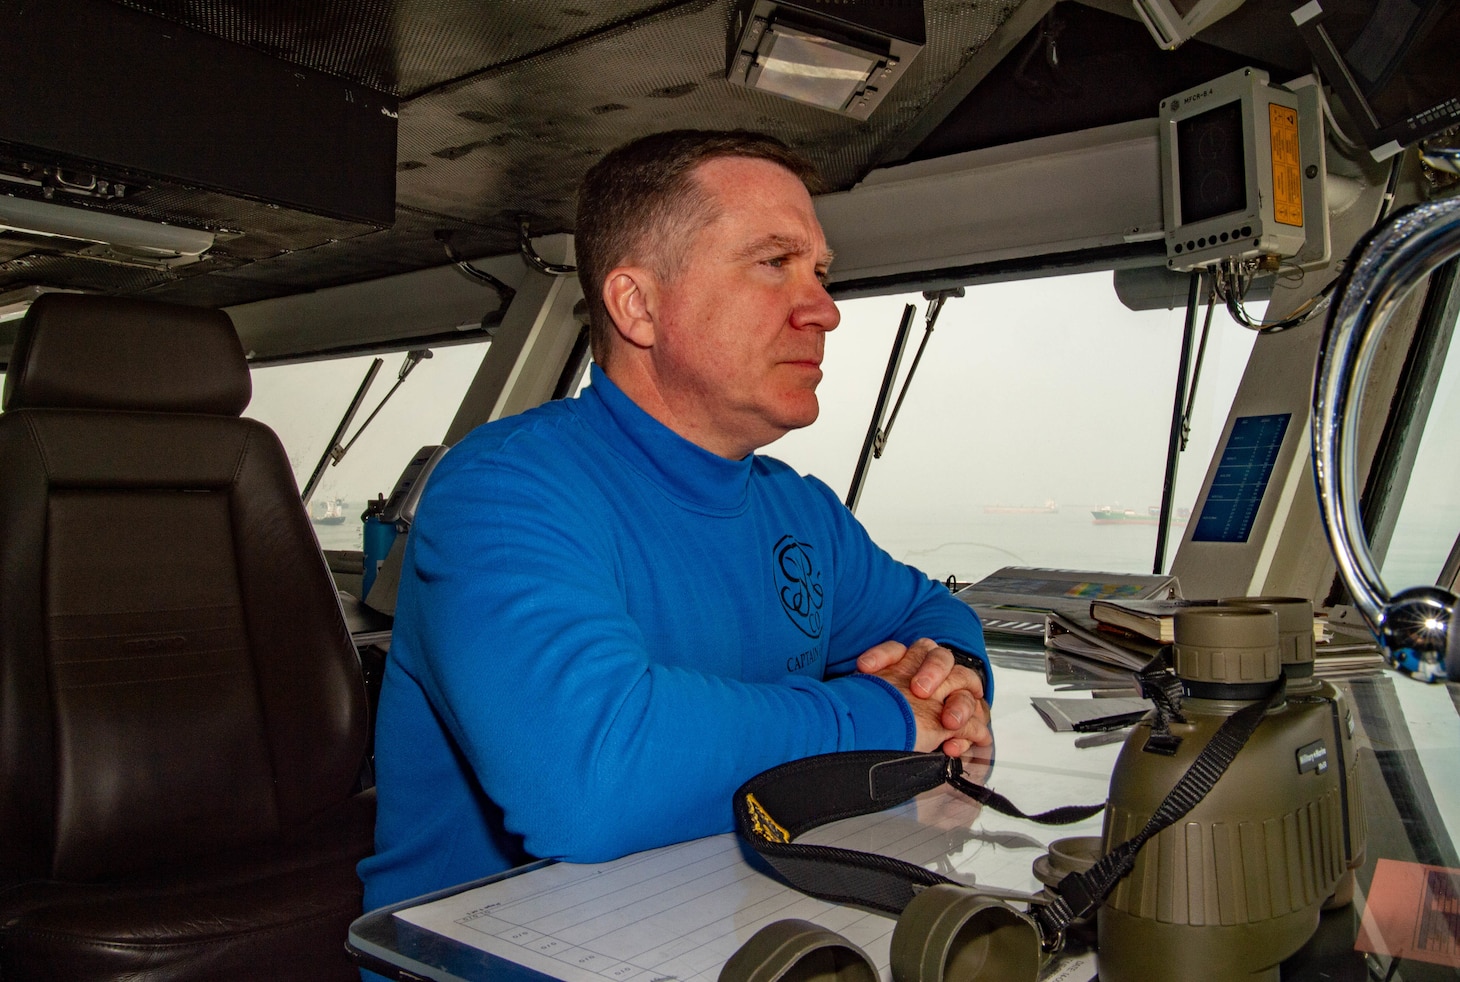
top-left (301, 349), bottom-right (432, 505)
top-left (845, 288), bottom-right (962, 513)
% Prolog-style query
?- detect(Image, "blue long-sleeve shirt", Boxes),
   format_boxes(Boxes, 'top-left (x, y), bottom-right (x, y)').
top-left (359, 365), bottom-right (988, 912)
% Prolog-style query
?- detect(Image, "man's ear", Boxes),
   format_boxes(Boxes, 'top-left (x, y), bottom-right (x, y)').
top-left (602, 267), bottom-right (658, 350)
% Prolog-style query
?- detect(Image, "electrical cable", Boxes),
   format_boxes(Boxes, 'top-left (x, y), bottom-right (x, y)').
top-left (1378, 151), bottom-right (1405, 223)
top-left (1237, 65), bottom-right (1399, 336)
top-left (1311, 65), bottom-right (1363, 154)
top-left (1214, 257), bottom-right (1337, 334)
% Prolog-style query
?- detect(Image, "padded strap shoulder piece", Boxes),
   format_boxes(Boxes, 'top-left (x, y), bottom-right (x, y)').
top-left (734, 751), bottom-right (1102, 917)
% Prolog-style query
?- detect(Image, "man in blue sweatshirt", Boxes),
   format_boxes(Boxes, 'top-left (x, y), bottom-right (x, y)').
top-left (360, 130), bottom-right (992, 918)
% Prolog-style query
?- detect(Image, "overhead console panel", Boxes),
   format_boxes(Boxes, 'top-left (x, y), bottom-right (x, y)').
top-left (0, 0), bottom-right (398, 227)
top-left (816, 120), bottom-right (1166, 295)
top-left (1292, 0), bottom-right (1460, 161)
top-left (1159, 67), bottom-right (1327, 273)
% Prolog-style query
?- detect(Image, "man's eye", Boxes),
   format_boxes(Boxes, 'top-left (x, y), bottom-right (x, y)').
top-left (763, 256), bottom-right (787, 269)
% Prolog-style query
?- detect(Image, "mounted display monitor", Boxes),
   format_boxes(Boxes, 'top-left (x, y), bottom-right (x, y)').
top-left (1190, 413), bottom-right (1292, 543)
top-left (1293, 0), bottom-right (1460, 161)
top-left (1159, 68), bottom-right (1326, 272)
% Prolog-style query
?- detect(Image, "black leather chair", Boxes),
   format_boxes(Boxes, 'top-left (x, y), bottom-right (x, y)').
top-left (0, 294), bottom-right (376, 980)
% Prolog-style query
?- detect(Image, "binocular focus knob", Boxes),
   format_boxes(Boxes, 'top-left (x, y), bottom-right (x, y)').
top-left (1218, 596), bottom-right (1315, 670)
top-left (1172, 607), bottom-right (1281, 691)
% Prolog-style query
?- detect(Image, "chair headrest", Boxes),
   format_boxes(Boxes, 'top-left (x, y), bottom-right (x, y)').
top-left (3, 294), bottom-right (251, 415)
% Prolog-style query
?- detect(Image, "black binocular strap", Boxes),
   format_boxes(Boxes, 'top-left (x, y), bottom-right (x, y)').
top-left (734, 681), bottom-right (1283, 948)
top-left (733, 751), bottom-right (1104, 916)
top-left (1031, 683), bottom-right (1284, 942)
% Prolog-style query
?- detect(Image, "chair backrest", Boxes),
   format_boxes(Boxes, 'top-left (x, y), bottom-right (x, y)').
top-left (0, 294), bottom-right (367, 883)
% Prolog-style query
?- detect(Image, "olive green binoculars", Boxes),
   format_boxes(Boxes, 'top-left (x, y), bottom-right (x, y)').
top-left (723, 601), bottom-right (1363, 982)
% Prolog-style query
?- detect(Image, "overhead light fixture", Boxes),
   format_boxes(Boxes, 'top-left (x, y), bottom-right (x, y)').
top-left (726, 0), bottom-right (924, 119)
top-left (0, 194), bottom-right (215, 268)
top-left (1132, 0), bottom-right (1247, 50)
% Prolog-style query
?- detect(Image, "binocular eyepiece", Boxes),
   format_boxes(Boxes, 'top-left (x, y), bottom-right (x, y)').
top-left (719, 841), bottom-right (1097, 982)
top-left (718, 891), bottom-right (1045, 982)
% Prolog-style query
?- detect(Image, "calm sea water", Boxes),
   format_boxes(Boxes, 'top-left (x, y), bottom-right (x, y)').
top-left (873, 503), bottom-right (1456, 591)
top-left (312, 507), bottom-right (366, 551)
top-left (868, 506), bottom-right (1179, 585)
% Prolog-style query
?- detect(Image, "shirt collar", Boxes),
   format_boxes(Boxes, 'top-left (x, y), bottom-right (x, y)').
top-left (578, 363), bottom-right (753, 514)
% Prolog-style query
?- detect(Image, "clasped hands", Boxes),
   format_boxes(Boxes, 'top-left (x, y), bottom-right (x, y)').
top-left (857, 638), bottom-right (991, 757)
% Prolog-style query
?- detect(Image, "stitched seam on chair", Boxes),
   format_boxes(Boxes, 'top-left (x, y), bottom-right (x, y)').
top-left (231, 426), bottom-right (253, 486)
top-left (49, 638), bottom-right (246, 659)
top-left (50, 601), bottom-right (245, 619)
top-left (48, 646), bottom-right (248, 667)
top-left (9, 903), bottom-right (356, 953)
top-left (20, 413), bottom-right (54, 478)
top-left (226, 425), bottom-right (282, 834)
top-left (54, 666), bottom-right (249, 690)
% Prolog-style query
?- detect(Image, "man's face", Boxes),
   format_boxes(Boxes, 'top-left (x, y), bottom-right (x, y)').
top-left (642, 156), bottom-right (840, 459)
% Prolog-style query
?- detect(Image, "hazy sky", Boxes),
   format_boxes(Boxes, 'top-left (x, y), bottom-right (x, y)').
top-left (248, 271), bottom-right (1249, 512)
top-left (769, 273), bottom-right (1257, 518)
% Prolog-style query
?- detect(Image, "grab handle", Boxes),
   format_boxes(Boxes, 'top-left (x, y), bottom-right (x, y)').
top-left (1312, 196), bottom-right (1460, 681)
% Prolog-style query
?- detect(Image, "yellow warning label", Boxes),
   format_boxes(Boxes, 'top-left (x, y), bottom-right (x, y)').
top-left (1270, 103), bottom-right (1303, 227)
top-left (745, 793), bottom-right (790, 844)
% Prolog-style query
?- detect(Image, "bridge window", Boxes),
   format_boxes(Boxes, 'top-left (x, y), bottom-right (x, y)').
top-left (245, 343), bottom-right (489, 550)
top-left (1380, 284), bottom-right (1460, 591)
top-left (767, 271), bottom-right (1258, 583)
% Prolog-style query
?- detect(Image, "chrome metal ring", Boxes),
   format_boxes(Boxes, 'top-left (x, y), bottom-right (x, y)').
top-left (1312, 196), bottom-right (1460, 681)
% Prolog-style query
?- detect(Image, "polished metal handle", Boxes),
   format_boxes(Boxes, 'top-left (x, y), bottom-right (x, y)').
top-left (1312, 195), bottom-right (1460, 682)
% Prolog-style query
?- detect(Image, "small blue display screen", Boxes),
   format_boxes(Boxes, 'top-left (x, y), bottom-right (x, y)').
top-left (1192, 413), bottom-right (1291, 543)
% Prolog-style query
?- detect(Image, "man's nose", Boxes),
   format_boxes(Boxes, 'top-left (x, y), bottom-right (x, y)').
top-left (792, 276), bottom-right (840, 333)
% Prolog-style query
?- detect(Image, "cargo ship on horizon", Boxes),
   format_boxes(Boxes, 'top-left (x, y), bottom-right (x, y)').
top-left (1091, 505), bottom-right (1190, 525)
top-left (983, 500), bottom-right (1058, 515)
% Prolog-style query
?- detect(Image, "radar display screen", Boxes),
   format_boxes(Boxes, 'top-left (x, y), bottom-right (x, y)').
top-left (1176, 99), bottom-right (1247, 225)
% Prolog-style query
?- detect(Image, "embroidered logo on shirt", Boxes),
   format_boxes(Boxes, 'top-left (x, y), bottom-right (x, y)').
top-left (786, 646), bottom-right (821, 673)
top-left (774, 534), bottom-right (823, 638)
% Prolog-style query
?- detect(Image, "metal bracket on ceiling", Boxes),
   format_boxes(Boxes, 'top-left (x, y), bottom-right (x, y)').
top-left (518, 217), bottom-right (577, 276)
top-left (437, 230), bottom-right (516, 307)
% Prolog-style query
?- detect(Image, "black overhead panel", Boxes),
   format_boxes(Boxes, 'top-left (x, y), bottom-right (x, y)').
top-left (909, 3), bottom-right (1304, 161)
top-left (114, 0), bottom-right (679, 98)
top-left (0, 253), bottom-right (188, 298)
top-left (392, 0), bottom-right (1012, 244)
top-left (0, 0), bottom-right (398, 224)
top-left (382, 0), bottom-right (1021, 248)
top-left (0, 0), bottom-right (1026, 322)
